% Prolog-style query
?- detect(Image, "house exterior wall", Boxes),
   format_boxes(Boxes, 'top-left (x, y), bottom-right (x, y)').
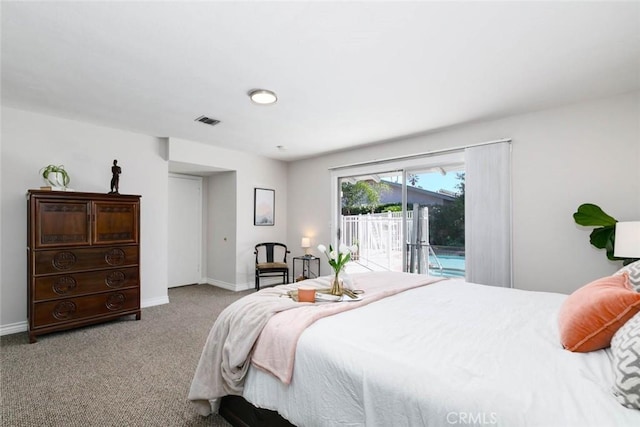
top-left (378, 181), bottom-right (455, 206)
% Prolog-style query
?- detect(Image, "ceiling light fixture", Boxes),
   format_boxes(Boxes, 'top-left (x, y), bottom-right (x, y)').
top-left (249, 89), bottom-right (277, 105)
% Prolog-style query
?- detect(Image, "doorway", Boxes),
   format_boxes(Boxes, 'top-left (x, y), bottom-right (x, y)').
top-left (168, 173), bottom-right (203, 288)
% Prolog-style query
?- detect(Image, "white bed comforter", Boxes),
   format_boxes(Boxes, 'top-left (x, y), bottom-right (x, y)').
top-left (243, 279), bottom-right (640, 426)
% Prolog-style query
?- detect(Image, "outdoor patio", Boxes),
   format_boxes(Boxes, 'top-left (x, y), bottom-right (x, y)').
top-left (341, 212), bottom-right (465, 277)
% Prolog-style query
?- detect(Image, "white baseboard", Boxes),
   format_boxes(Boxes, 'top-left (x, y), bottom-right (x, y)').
top-left (206, 278), bottom-right (253, 292)
top-left (0, 320), bottom-right (27, 336)
top-left (1, 297), bottom-right (169, 337)
top-left (141, 295), bottom-right (170, 308)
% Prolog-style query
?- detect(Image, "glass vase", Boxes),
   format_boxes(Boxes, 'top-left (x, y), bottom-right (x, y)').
top-left (330, 271), bottom-right (344, 296)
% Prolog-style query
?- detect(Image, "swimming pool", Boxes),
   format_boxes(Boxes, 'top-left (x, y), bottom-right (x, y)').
top-left (429, 254), bottom-right (465, 278)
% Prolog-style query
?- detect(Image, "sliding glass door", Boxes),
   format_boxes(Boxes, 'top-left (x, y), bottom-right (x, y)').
top-left (331, 140), bottom-right (511, 285)
top-left (404, 165), bottom-right (465, 277)
top-left (332, 153), bottom-right (465, 277)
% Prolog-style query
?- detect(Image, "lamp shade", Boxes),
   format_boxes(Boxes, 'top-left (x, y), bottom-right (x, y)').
top-left (301, 237), bottom-right (311, 248)
top-left (614, 221), bottom-right (640, 258)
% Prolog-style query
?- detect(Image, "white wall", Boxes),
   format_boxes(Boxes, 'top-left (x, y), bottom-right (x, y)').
top-left (0, 112), bottom-right (289, 332)
top-left (0, 106), bottom-right (169, 333)
top-left (207, 171), bottom-right (238, 287)
top-left (287, 92), bottom-right (640, 294)
top-left (168, 138), bottom-right (288, 289)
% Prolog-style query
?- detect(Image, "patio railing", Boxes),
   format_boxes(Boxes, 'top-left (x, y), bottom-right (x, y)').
top-left (341, 212), bottom-right (408, 271)
top-left (341, 212), bottom-right (465, 276)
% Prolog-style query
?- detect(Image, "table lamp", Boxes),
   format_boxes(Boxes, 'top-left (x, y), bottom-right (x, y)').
top-left (301, 237), bottom-right (311, 256)
top-left (614, 221), bottom-right (640, 258)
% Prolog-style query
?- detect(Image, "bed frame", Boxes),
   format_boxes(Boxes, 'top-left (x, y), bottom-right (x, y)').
top-left (219, 395), bottom-right (295, 427)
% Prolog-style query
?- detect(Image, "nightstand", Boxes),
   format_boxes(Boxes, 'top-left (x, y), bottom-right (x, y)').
top-left (293, 256), bottom-right (320, 281)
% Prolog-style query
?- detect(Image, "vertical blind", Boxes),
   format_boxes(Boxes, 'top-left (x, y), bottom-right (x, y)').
top-left (465, 142), bottom-right (512, 287)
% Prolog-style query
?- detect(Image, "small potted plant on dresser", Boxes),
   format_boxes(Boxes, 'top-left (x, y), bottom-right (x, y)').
top-left (39, 164), bottom-right (71, 191)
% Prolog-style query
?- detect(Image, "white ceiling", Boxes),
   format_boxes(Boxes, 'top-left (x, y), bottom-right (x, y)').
top-left (2, 1), bottom-right (639, 161)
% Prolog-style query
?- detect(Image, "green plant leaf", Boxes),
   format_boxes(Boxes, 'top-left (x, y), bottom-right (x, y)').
top-left (573, 203), bottom-right (637, 265)
top-left (39, 164), bottom-right (70, 187)
top-left (573, 203), bottom-right (617, 227)
top-left (589, 226), bottom-right (614, 249)
top-left (605, 232), bottom-right (617, 260)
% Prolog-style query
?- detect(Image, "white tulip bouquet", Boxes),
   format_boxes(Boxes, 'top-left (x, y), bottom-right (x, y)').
top-left (317, 243), bottom-right (358, 295)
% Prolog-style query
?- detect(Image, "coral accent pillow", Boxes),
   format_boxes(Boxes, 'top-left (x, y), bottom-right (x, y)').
top-left (558, 273), bottom-right (640, 352)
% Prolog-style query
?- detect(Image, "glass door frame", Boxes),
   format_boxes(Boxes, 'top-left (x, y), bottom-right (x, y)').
top-left (329, 150), bottom-right (464, 272)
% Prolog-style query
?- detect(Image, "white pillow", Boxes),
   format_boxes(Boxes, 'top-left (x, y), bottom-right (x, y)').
top-left (615, 260), bottom-right (640, 292)
top-left (611, 311), bottom-right (640, 409)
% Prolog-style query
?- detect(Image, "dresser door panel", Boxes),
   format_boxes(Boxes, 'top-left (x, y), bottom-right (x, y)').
top-left (34, 200), bottom-right (91, 248)
top-left (32, 289), bottom-right (140, 328)
top-left (34, 246), bottom-right (139, 275)
top-left (33, 267), bottom-right (139, 301)
top-left (93, 201), bottom-right (139, 245)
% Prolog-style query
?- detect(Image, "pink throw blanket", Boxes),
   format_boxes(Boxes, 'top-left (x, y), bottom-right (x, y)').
top-left (251, 271), bottom-right (445, 384)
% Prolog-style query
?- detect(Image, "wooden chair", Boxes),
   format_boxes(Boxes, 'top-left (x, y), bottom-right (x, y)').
top-left (254, 242), bottom-right (290, 290)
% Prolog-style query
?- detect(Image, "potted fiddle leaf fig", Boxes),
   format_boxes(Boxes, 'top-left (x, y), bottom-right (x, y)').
top-left (40, 164), bottom-right (70, 189)
top-left (573, 203), bottom-right (635, 265)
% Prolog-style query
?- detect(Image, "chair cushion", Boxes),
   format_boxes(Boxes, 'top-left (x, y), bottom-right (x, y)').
top-left (257, 262), bottom-right (288, 270)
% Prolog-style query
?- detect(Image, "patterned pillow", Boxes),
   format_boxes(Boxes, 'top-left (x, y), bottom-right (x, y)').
top-left (615, 260), bottom-right (640, 292)
top-left (611, 311), bottom-right (640, 409)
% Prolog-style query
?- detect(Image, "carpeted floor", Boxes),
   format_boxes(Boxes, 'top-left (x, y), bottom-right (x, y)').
top-left (1, 284), bottom-right (253, 427)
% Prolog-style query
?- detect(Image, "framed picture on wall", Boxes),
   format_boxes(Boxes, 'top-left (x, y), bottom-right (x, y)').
top-left (254, 188), bottom-right (275, 226)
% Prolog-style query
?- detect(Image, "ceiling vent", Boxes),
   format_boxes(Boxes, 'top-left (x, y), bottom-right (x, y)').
top-left (195, 115), bottom-right (220, 126)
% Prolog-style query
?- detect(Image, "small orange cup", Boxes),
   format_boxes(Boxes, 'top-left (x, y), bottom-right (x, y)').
top-left (298, 286), bottom-right (315, 303)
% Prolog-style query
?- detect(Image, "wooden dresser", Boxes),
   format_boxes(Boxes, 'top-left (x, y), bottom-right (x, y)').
top-left (27, 190), bottom-right (141, 343)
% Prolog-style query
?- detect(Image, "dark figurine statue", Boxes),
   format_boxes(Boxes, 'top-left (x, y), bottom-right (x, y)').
top-left (109, 159), bottom-right (121, 194)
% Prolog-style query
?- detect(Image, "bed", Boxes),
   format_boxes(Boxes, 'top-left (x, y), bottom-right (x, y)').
top-left (189, 270), bottom-right (640, 426)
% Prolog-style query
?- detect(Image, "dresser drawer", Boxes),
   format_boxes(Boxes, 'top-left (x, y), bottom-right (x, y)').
top-left (34, 246), bottom-right (138, 275)
top-left (31, 289), bottom-right (140, 328)
top-left (33, 267), bottom-right (139, 301)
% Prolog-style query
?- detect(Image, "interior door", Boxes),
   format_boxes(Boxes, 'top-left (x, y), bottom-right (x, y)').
top-left (168, 174), bottom-right (202, 288)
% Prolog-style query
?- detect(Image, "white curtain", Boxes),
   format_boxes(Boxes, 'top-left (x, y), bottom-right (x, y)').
top-left (465, 142), bottom-right (512, 287)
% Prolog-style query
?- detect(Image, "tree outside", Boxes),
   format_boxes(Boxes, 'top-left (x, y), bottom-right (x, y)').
top-left (341, 181), bottom-right (390, 214)
top-left (428, 173), bottom-right (465, 247)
